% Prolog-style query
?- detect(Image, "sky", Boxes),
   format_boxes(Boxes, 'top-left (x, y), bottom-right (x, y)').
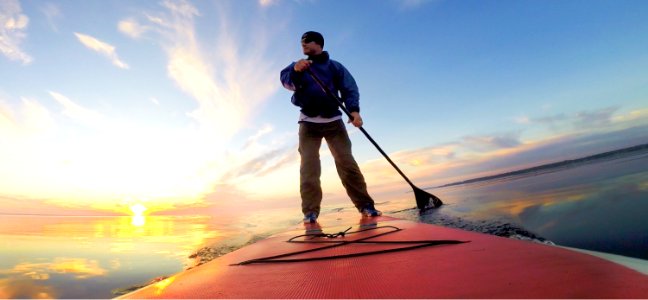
top-left (1, 0), bottom-right (647, 216)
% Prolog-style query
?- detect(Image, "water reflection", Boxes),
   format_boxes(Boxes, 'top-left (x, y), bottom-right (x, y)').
top-left (0, 215), bottom-right (221, 298)
top-left (130, 204), bottom-right (147, 227)
top-left (2, 152), bottom-right (645, 298)
top-left (0, 278), bottom-right (57, 299)
top-left (11, 258), bottom-right (107, 279)
top-left (131, 215), bottom-right (146, 227)
top-left (153, 276), bottom-right (176, 296)
top-left (430, 153), bottom-right (648, 259)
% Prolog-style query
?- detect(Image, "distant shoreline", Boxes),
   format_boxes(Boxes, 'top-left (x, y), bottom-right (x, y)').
top-left (0, 213), bottom-right (126, 217)
top-left (433, 143), bottom-right (648, 189)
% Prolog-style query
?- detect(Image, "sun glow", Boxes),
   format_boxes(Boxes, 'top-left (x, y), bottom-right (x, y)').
top-left (130, 203), bottom-right (147, 215)
top-left (130, 204), bottom-right (147, 227)
top-left (0, 0), bottom-right (279, 216)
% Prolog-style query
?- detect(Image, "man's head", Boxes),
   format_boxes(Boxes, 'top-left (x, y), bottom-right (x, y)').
top-left (301, 31), bottom-right (324, 56)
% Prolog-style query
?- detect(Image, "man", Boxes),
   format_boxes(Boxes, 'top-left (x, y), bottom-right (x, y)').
top-left (280, 31), bottom-right (381, 223)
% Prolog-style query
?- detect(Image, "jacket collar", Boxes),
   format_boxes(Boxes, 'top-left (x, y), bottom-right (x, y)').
top-left (308, 51), bottom-right (329, 63)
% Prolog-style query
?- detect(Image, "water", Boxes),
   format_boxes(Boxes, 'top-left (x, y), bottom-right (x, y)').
top-left (415, 148), bottom-right (648, 259)
top-left (0, 212), bottom-right (294, 299)
top-left (1, 147), bottom-right (646, 298)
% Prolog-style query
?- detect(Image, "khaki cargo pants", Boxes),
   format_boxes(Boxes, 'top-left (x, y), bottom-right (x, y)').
top-left (298, 119), bottom-right (375, 215)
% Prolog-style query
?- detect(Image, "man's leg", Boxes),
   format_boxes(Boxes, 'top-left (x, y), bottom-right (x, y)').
top-left (324, 120), bottom-right (375, 211)
top-left (299, 122), bottom-right (323, 216)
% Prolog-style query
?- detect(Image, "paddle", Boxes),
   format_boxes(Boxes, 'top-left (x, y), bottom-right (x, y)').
top-left (306, 69), bottom-right (443, 212)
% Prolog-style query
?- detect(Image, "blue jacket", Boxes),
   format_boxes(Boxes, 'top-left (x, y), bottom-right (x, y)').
top-left (280, 51), bottom-right (360, 118)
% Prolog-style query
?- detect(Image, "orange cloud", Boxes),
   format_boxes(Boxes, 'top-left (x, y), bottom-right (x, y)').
top-left (0, 278), bottom-right (56, 299)
top-left (3, 258), bottom-right (107, 280)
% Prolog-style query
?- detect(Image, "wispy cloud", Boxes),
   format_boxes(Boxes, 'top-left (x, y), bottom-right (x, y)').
top-left (0, 0), bottom-right (32, 64)
top-left (0, 96), bottom-right (54, 136)
top-left (358, 105), bottom-right (648, 192)
top-left (2, 258), bottom-right (107, 279)
top-left (221, 146), bottom-right (296, 182)
top-left (113, 1), bottom-right (291, 203)
top-left (396, 0), bottom-right (442, 10)
top-left (573, 106), bottom-right (617, 128)
top-left (242, 124), bottom-right (273, 149)
top-left (462, 133), bottom-right (522, 151)
top-left (218, 125), bottom-right (298, 189)
top-left (39, 2), bottom-right (62, 32)
top-left (612, 108), bottom-right (648, 123)
top-left (0, 277), bottom-right (57, 299)
top-left (259, 0), bottom-right (277, 7)
top-left (516, 107), bottom-right (624, 133)
top-left (74, 32), bottom-right (129, 69)
top-left (1, 1), bottom-right (288, 212)
top-left (118, 19), bottom-right (149, 39)
top-left (48, 91), bottom-right (107, 128)
top-left (118, 0), bottom-right (279, 140)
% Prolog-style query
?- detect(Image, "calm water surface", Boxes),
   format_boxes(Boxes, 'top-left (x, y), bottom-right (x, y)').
top-left (1, 150), bottom-right (646, 298)
top-left (417, 150), bottom-right (648, 259)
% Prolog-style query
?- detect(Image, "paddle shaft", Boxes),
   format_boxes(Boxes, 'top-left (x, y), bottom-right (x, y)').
top-left (306, 69), bottom-right (416, 188)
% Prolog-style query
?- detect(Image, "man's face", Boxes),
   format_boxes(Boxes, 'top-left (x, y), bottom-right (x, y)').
top-left (301, 39), bottom-right (322, 56)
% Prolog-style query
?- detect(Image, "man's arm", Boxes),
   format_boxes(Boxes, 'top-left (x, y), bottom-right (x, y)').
top-left (280, 62), bottom-right (300, 91)
top-left (334, 62), bottom-right (362, 127)
top-left (280, 59), bottom-right (313, 91)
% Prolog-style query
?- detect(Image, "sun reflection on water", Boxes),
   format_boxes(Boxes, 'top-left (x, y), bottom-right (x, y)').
top-left (153, 276), bottom-right (176, 296)
top-left (0, 214), bottom-right (223, 298)
top-left (130, 204), bottom-right (147, 227)
top-left (131, 215), bottom-right (146, 227)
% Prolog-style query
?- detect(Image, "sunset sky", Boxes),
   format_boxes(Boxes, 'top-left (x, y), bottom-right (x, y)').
top-left (1, 0), bottom-right (646, 216)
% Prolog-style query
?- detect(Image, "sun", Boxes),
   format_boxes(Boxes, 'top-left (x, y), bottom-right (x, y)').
top-left (130, 203), bottom-right (147, 216)
top-left (130, 204), bottom-right (148, 227)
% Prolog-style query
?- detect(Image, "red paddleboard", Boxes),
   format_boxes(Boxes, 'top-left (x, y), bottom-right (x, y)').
top-left (118, 215), bottom-right (648, 298)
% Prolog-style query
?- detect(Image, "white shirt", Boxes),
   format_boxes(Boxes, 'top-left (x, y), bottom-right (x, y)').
top-left (298, 112), bottom-right (342, 123)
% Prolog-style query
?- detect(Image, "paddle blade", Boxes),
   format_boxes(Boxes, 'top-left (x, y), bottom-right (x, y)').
top-left (414, 186), bottom-right (443, 212)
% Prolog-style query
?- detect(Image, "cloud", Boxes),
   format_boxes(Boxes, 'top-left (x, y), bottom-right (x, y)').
top-left (532, 113), bottom-right (568, 125)
top-left (0, 278), bottom-right (57, 299)
top-left (1, 16), bottom-right (284, 212)
top-left (514, 115), bottom-right (531, 125)
top-left (221, 146), bottom-right (297, 182)
top-left (162, 0), bottom-right (200, 17)
top-left (612, 108), bottom-right (648, 124)
top-left (48, 91), bottom-right (107, 128)
top-left (2, 258), bottom-right (107, 280)
top-left (573, 106), bottom-right (617, 128)
top-left (521, 107), bottom-right (621, 131)
top-left (0, 97), bottom-right (55, 143)
top-left (74, 32), bottom-right (129, 69)
top-left (2, 1), bottom-right (289, 212)
top-left (119, 0), bottom-right (279, 140)
top-left (462, 133), bottom-right (522, 151)
top-left (218, 125), bottom-right (298, 186)
top-left (396, 0), bottom-right (442, 10)
top-left (242, 124), bottom-right (273, 149)
top-left (383, 131), bottom-right (520, 168)
top-left (117, 19), bottom-right (149, 39)
top-left (0, 0), bottom-right (32, 64)
top-left (358, 104), bottom-right (647, 192)
top-left (39, 2), bottom-right (62, 32)
top-left (259, 0), bottom-right (277, 7)
top-left (361, 107), bottom-right (640, 190)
